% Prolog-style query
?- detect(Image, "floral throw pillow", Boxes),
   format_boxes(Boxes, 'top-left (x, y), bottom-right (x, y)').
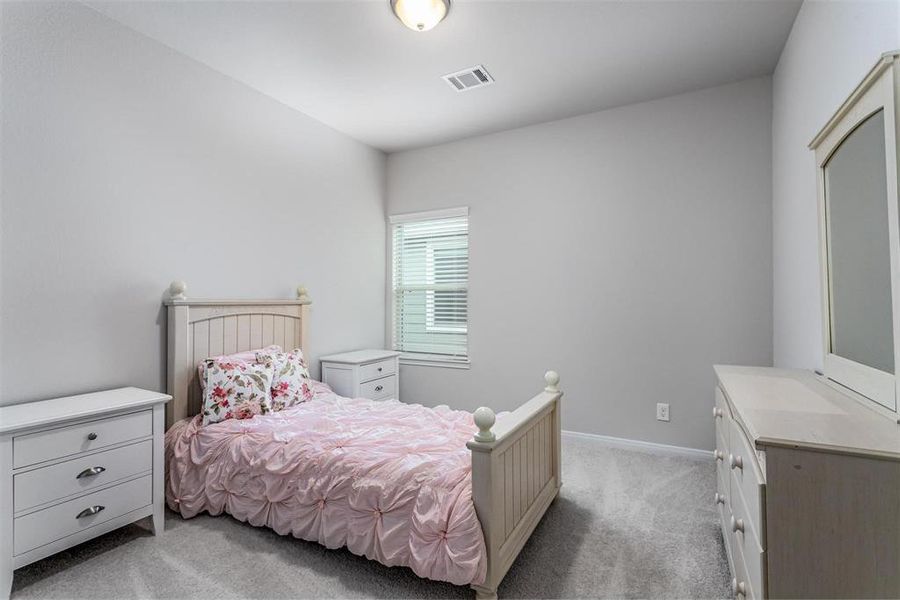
top-left (256, 348), bottom-right (313, 410)
top-left (198, 345), bottom-right (282, 391)
top-left (202, 358), bottom-right (274, 426)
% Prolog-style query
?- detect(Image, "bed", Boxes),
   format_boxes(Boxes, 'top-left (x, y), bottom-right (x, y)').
top-left (164, 282), bottom-right (563, 599)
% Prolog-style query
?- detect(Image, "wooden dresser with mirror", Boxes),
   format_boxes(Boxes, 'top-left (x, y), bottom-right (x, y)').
top-left (716, 51), bottom-right (900, 599)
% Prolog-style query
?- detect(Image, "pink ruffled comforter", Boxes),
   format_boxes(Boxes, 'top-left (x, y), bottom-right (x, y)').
top-left (165, 384), bottom-right (487, 586)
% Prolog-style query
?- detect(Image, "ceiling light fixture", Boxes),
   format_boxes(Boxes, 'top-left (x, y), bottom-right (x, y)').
top-left (390, 0), bottom-right (450, 32)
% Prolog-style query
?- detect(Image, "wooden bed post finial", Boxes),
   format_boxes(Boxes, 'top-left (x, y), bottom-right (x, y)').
top-left (473, 407), bottom-right (496, 442)
top-left (168, 280), bottom-right (187, 301)
top-left (544, 370), bottom-right (560, 393)
top-left (296, 285), bottom-right (312, 305)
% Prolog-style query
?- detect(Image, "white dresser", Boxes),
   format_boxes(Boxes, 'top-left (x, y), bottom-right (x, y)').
top-left (320, 350), bottom-right (401, 401)
top-left (714, 366), bottom-right (900, 599)
top-left (0, 387), bottom-right (171, 598)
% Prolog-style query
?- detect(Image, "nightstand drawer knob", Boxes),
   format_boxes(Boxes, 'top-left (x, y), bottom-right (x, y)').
top-left (76, 505), bottom-right (105, 519)
top-left (375, 385), bottom-right (384, 392)
top-left (377, 367), bottom-right (383, 372)
top-left (715, 492), bottom-right (726, 505)
top-left (729, 453), bottom-right (743, 470)
top-left (76, 466), bottom-right (106, 479)
top-left (87, 432), bottom-right (98, 441)
top-left (713, 407), bottom-right (724, 419)
top-left (730, 515), bottom-right (744, 533)
top-left (714, 450), bottom-right (724, 461)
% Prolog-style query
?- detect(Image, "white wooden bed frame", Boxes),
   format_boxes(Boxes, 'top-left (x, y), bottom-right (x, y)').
top-left (164, 281), bottom-right (562, 600)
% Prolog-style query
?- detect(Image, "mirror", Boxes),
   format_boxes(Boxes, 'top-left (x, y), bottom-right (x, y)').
top-left (824, 109), bottom-right (893, 374)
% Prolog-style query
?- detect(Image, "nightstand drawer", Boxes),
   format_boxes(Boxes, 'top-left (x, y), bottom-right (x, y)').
top-left (14, 474), bottom-right (152, 555)
top-left (13, 410), bottom-right (152, 469)
top-left (359, 375), bottom-right (396, 400)
top-left (14, 440), bottom-right (152, 513)
top-left (359, 359), bottom-right (396, 382)
top-left (320, 350), bottom-right (401, 402)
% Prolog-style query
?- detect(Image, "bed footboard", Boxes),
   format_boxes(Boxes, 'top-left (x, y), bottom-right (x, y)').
top-left (467, 371), bottom-right (563, 600)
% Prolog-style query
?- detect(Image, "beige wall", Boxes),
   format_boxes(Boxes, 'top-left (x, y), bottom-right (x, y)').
top-left (387, 77), bottom-right (773, 451)
top-left (0, 2), bottom-right (387, 404)
top-left (772, 0), bottom-right (900, 371)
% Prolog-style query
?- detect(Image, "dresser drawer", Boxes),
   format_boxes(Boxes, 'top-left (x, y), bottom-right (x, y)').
top-left (359, 375), bottom-right (396, 400)
top-left (14, 474), bottom-right (152, 555)
top-left (728, 418), bottom-right (766, 548)
top-left (730, 481), bottom-right (765, 599)
top-left (730, 530), bottom-right (747, 599)
top-left (359, 359), bottom-right (396, 382)
top-left (716, 461), bottom-right (730, 510)
top-left (718, 501), bottom-right (736, 577)
top-left (14, 440), bottom-right (152, 513)
top-left (13, 410), bottom-right (152, 468)
top-left (715, 468), bottom-right (730, 535)
top-left (714, 386), bottom-right (732, 447)
top-left (715, 427), bottom-right (730, 493)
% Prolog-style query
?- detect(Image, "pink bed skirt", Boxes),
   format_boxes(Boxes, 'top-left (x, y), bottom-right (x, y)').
top-left (165, 386), bottom-right (487, 586)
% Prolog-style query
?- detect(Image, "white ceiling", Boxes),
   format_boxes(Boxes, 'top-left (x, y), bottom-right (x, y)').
top-left (88, 0), bottom-right (801, 153)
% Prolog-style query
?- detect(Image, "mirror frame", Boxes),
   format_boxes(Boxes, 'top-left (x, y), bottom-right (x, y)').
top-left (810, 52), bottom-right (900, 415)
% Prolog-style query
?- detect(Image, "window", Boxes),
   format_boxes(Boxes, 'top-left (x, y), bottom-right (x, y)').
top-left (390, 207), bottom-right (468, 365)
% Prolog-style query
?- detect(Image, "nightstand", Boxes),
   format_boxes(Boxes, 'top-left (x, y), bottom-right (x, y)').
top-left (320, 350), bottom-right (401, 401)
top-left (0, 387), bottom-right (171, 599)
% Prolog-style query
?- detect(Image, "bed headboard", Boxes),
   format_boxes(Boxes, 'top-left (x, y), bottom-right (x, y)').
top-left (163, 281), bottom-right (311, 428)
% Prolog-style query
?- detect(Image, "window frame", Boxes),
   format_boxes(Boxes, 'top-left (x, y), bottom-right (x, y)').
top-left (388, 207), bottom-right (470, 369)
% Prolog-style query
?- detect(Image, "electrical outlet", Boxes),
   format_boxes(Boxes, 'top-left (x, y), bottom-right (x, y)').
top-left (656, 403), bottom-right (670, 422)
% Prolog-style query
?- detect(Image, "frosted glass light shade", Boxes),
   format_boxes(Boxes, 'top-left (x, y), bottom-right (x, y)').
top-left (391, 0), bottom-right (449, 32)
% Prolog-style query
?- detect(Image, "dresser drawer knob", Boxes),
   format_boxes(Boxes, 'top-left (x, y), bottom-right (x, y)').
top-left (713, 407), bottom-right (724, 419)
top-left (730, 515), bottom-right (744, 533)
top-left (732, 577), bottom-right (747, 598)
top-left (76, 466), bottom-right (106, 479)
top-left (87, 432), bottom-right (98, 441)
top-left (377, 367), bottom-right (383, 372)
top-left (76, 505), bottom-right (105, 519)
top-left (729, 453), bottom-right (743, 470)
top-left (714, 450), bottom-right (724, 462)
top-left (715, 492), bottom-right (726, 505)
top-left (375, 385), bottom-right (384, 392)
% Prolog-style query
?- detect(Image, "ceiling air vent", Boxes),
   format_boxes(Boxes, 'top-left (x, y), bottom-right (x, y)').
top-left (442, 65), bottom-right (494, 92)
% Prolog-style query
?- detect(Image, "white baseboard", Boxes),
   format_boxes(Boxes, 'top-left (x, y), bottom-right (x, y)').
top-left (562, 429), bottom-right (712, 461)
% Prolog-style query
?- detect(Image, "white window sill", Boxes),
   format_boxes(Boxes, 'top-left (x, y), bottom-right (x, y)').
top-left (399, 355), bottom-right (471, 370)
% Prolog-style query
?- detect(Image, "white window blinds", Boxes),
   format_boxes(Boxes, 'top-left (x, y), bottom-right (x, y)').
top-left (390, 208), bottom-right (468, 362)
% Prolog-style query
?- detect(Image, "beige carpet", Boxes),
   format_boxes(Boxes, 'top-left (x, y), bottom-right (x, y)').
top-left (11, 435), bottom-right (730, 599)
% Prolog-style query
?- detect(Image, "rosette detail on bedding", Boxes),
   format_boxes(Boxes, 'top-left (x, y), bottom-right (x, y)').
top-left (165, 385), bottom-right (487, 587)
